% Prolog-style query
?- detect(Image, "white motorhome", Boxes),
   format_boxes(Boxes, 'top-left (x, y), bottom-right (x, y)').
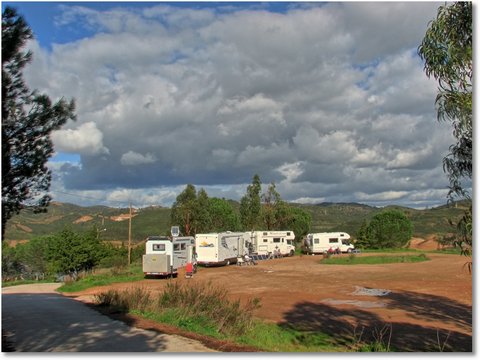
top-left (245, 231), bottom-right (296, 257)
top-left (195, 232), bottom-right (246, 266)
top-left (304, 232), bottom-right (354, 254)
top-left (142, 236), bottom-right (195, 277)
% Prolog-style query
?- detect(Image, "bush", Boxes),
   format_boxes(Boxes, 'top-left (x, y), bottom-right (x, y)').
top-left (356, 210), bottom-right (413, 249)
top-left (94, 281), bottom-right (261, 336)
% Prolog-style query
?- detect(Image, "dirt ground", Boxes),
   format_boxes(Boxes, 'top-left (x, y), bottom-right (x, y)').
top-left (67, 252), bottom-right (472, 352)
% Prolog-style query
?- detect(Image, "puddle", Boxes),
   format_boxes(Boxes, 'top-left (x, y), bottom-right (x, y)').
top-left (322, 298), bottom-right (387, 308)
top-left (352, 286), bottom-right (391, 296)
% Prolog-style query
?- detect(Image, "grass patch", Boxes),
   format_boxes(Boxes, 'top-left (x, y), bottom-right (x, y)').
top-left (57, 264), bottom-right (145, 292)
top-left (1, 278), bottom-right (56, 288)
top-left (238, 322), bottom-right (342, 352)
top-left (93, 281), bottom-right (343, 352)
top-left (320, 253), bottom-right (430, 265)
top-left (94, 280), bottom-right (261, 337)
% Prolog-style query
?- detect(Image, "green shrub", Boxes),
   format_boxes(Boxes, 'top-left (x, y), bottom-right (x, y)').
top-left (94, 280), bottom-right (261, 337)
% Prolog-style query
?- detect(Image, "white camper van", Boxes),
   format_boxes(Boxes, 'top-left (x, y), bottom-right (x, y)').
top-left (304, 232), bottom-right (354, 254)
top-left (245, 231), bottom-right (296, 257)
top-left (195, 232), bottom-right (246, 266)
top-left (142, 236), bottom-right (195, 277)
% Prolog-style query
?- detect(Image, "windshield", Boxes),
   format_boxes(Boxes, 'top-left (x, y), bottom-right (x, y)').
top-left (342, 239), bottom-right (351, 245)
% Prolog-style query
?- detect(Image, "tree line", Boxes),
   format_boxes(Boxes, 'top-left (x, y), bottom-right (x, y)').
top-left (2, 227), bottom-right (144, 281)
top-left (170, 174), bottom-right (312, 241)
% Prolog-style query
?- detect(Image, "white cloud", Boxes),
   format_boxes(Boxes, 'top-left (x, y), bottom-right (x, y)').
top-left (121, 151), bottom-right (157, 166)
top-left (25, 2), bottom-right (455, 209)
top-left (354, 191), bottom-right (409, 202)
top-left (51, 122), bottom-right (109, 156)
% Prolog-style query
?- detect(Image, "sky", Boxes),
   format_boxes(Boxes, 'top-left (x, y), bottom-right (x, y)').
top-left (2, 0), bottom-right (468, 209)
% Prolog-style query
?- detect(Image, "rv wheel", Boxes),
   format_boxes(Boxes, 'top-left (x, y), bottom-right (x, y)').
top-left (290, 250), bottom-right (295, 257)
top-left (347, 248), bottom-right (353, 253)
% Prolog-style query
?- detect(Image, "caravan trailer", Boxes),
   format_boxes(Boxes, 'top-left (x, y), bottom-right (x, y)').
top-left (142, 236), bottom-right (195, 277)
top-left (245, 231), bottom-right (296, 257)
top-left (304, 232), bottom-right (354, 254)
top-left (195, 232), bottom-right (246, 266)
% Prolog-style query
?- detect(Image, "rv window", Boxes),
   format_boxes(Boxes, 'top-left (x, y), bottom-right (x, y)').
top-left (273, 238), bottom-right (281, 243)
top-left (329, 238), bottom-right (339, 244)
top-left (181, 243), bottom-right (186, 250)
top-left (342, 239), bottom-right (350, 245)
top-left (282, 239), bottom-right (284, 243)
top-left (152, 244), bottom-right (165, 251)
top-left (287, 240), bottom-right (292, 245)
top-left (287, 232), bottom-right (291, 236)
top-left (340, 234), bottom-right (344, 236)
top-left (263, 232), bottom-right (268, 236)
top-left (314, 239), bottom-right (319, 244)
top-left (173, 243), bottom-right (180, 251)
top-left (263, 239), bottom-right (268, 243)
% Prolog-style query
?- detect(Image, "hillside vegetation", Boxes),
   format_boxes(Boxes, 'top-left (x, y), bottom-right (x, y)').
top-left (3, 201), bottom-right (468, 243)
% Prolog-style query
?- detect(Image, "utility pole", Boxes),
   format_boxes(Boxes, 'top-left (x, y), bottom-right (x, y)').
top-left (128, 202), bottom-right (132, 266)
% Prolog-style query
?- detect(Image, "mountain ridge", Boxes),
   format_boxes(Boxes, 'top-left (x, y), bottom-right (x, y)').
top-left (3, 200), bottom-right (469, 243)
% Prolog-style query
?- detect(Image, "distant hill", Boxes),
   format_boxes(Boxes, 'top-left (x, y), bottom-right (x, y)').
top-left (3, 200), bottom-right (469, 243)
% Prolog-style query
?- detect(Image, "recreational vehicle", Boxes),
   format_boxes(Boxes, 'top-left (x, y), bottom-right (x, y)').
top-left (195, 232), bottom-right (246, 266)
top-left (245, 231), bottom-right (296, 257)
top-left (304, 232), bottom-right (354, 254)
top-left (142, 235), bottom-right (195, 277)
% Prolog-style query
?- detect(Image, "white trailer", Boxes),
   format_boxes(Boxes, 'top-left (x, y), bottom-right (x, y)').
top-left (195, 232), bottom-right (246, 266)
top-left (304, 232), bottom-right (354, 254)
top-left (142, 236), bottom-right (195, 277)
top-left (245, 231), bottom-right (296, 257)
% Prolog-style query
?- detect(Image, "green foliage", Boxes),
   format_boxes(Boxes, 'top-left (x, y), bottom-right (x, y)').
top-left (94, 281), bottom-right (261, 337)
top-left (261, 182), bottom-right (283, 230)
top-left (58, 264), bottom-right (144, 292)
top-left (45, 228), bottom-right (105, 278)
top-left (2, 227), bottom-right (129, 282)
top-left (208, 197), bottom-right (241, 232)
top-left (1, 7), bottom-right (76, 237)
top-left (418, 2), bottom-right (472, 199)
top-left (439, 201), bottom-right (472, 272)
top-left (281, 206), bottom-right (312, 242)
top-left (170, 184), bottom-right (197, 235)
top-left (240, 174), bottom-right (262, 230)
top-left (238, 322), bottom-right (339, 352)
top-left (2, 241), bottom-right (22, 278)
top-left (170, 185), bottom-right (242, 235)
top-left (356, 210), bottom-right (413, 249)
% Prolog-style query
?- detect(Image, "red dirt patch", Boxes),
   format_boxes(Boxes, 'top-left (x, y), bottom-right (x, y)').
top-left (73, 215), bottom-right (94, 224)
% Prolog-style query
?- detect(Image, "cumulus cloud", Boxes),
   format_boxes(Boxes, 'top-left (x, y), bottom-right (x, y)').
top-left (30, 2), bottom-right (456, 209)
top-left (121, 151), bottom-right (157, 166)
top-left (51, 122), bottom-right (109, 156)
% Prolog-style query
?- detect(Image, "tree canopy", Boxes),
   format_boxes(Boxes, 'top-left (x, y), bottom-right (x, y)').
top-left (2, 7), bottom-right (76, 238)
top-left (356, 210), bottom-right (413, 249)
top-left (418, 2), bottom-right (472, 199)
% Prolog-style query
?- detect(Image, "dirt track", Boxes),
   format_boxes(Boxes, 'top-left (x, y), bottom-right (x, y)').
top-left (67, 252), bottom-right (472, 352)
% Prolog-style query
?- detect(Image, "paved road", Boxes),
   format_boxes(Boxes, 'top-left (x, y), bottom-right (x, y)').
top-left (2, 283), bottom-right (216, 352)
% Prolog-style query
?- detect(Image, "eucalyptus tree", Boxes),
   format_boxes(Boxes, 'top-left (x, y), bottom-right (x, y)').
top-left (418, 1), bottom-right (472, 199)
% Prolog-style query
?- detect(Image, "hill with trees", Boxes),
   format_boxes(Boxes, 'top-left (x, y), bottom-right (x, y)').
top-left (3, 200), bottom-right (469, 244)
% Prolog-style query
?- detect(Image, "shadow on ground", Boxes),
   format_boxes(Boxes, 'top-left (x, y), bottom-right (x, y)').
top-left (279, 290), bottom-right (472, 352)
